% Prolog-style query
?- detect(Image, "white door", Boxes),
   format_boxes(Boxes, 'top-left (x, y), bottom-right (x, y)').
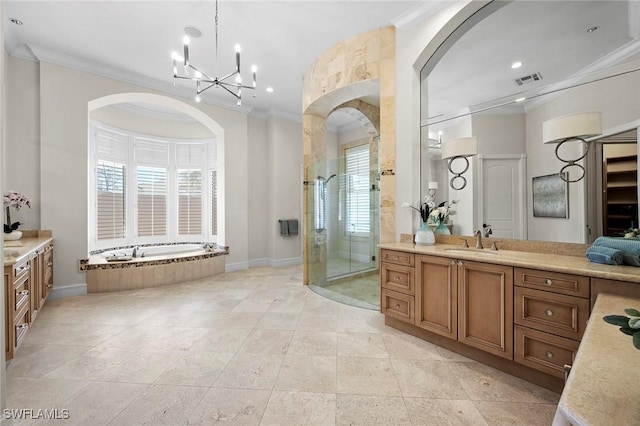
top-left (480, 157), bottom-right (525, 239)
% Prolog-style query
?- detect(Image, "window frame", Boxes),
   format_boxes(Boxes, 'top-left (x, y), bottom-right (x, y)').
top-left (341, 141), bottom-right (371, 239)
top-left (89, 121), bottom-right (217, 251)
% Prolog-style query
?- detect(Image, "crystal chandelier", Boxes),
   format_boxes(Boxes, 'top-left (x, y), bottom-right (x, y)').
top-left (171, 0), bottom-right (257, 106)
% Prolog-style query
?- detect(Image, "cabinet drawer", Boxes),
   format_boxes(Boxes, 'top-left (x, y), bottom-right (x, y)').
top-left (12, 257), bottom-right (31, 283)
top-left (515, 267), bottom-right (589, 298)
top-left (380, 263), bottom-right (414, 295)
top-left (13, 274), bottom-right (31, 316)
top-left (380, 250), bottom-right (414, 267)
top-left (515, 326), bottom-right (579, 379)
top-left (14, 306), bottom-right (30, 349)
top-left (381, 289), bottom-right (414, 324)
top-left (515, 287), bottom-right (589, 340)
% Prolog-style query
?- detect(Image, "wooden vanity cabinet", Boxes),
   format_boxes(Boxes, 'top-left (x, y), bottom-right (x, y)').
top-left (415, 255), bottom-right (457, 339)
top-left (4, 240), bottom-right (54, 361)
top-left (415, 255), bottom-right (513, 359)
top-left (514, 267), bottom-right (590, 379)
top-left (380, 250), bottom-right (415, 324)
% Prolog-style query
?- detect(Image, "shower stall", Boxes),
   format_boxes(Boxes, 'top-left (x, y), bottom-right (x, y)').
top-left (307, 141), bottom-right (380, 309)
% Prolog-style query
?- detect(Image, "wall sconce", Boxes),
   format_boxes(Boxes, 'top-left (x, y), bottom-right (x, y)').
top-left (441, 137), bottom-right (477, 190)
top-left (542, 112), bottom-right (602, 183)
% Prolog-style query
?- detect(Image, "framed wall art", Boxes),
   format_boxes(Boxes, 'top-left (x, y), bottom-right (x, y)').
top-left (532, 173), bottom-right (569, 218)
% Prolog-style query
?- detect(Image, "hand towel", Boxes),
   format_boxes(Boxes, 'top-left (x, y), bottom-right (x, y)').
top-left (592, 237), bottom-right (640, 266)
top-left (586, 245), bottom-right (624, 265)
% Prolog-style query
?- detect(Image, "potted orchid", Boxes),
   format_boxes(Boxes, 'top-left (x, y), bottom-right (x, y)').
top-left (4, 191), bottom-right (31, 240)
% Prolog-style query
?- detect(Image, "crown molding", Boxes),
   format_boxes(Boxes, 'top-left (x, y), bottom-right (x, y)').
top-left (109, 102), bottom-right (198, 123)
top-left (391, 0), bottom-right (453, 31)
top-left (22, 44), bottom-right (255, 114)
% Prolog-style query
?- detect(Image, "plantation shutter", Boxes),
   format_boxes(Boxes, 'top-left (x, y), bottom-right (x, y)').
top-left (177, 144), bottom-right (204, 235)
top-left (208, 140), bottom-right (218, 236)
top-left (135, 138), bottom-right (168, 237)
top-left (345, 144), bottom-right (370, 235)
top-left (95, 127), bottom-right (128, 240)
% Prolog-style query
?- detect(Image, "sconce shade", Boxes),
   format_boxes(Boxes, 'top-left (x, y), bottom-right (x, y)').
top-left (542, 112), bottom-right (602, 144)
top-left (441, 137), bottom-right (477, 159)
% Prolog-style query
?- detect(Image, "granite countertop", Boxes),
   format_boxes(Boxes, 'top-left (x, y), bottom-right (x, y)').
top-left (3, 231), bottom-right (54, 267)
top-left (379, 242), bottom-right (640, 284)
top-left (552, 293), bottom-right (640, 426)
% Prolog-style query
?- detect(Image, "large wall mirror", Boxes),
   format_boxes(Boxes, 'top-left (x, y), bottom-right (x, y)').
top-left (420, 0), bottom-right (640, 244)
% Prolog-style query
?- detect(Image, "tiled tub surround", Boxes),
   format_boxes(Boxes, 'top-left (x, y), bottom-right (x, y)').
top-left (81, 243), bottom-right (229, 293)
top-left (379, 240), bottom-right (640, 393)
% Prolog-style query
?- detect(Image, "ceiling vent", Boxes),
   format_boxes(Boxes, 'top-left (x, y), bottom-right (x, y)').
top-left (514, 72), bottom-right (543, 86)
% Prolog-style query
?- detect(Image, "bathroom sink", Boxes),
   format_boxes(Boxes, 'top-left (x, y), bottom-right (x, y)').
top-left (443, 248), bottom-right (498, 256)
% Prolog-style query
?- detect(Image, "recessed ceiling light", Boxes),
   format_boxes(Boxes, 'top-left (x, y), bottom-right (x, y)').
top-left (515, 97), bottom-right (526, 103)
top-left (511, 61), bottom-right (522, 69)
top-left (9, 18), bottom-right (23, 26)
top-left (587, 26), bottom-right (600, 33)
top-left (184, 26), bottom-right (201, 38)
top-left (266, 87), bottom-right (274, 93)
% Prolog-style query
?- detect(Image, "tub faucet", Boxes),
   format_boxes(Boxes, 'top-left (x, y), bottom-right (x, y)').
top-left (132, 246), bottom-right (139, 258)
top-left (474, 230), bottom-right (483, 249)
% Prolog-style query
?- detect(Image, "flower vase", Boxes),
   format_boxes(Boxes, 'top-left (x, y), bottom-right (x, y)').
top-left (415, 221), bottom-right (435, 245)
top-left (433, 221), bottom-right (451, 235)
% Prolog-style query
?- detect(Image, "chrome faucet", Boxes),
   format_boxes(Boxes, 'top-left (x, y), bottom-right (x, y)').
top-left (474, 230), bottom-right (483, 249)
top-left (132, 246), bottom-right (139, 258)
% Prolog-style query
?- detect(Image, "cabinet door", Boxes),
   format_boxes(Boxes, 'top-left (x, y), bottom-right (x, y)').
top-left (458, 260), bottom-right (513, 359)
top-left (415, 255), bottom-right (457, 339)
top-left (29, 252), bottom-right (42, 322)
top-left (42, 244), bottom-right (54, 302)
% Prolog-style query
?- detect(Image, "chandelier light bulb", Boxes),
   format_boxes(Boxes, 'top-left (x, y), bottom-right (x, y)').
top-left (235, 75), bottom-right (242, 83)
top-left (195, 94), bottom-right (201, 103)
top-left (251, 65), bottom-right (257, 73)
top-left (194, 71), bottom-right (202, 78)
top-left (171, 51), bottom-right (183, 62)
top-left (235, 44), bottom-right (241, 53)
top-left (183, 36), bottom-right (190, 45)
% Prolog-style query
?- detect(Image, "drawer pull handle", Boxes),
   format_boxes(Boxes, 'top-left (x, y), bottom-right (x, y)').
top-left (395, 276), bottom-right (400, 281)
top-left (47, 262), bottom-right (53, 267)
top-left (395, 304), bottom-right (401, 309)
top-left (47, 284), bottom-right (53, 289)
top-left (457, 261), bottom-right (463, 266)
top-left (16, 265), bottom-right (31, 273)
top-left (544, 279), bottom-right (553, 286)
top-left (545, 351), bottom-right (554, 359)
top-left (545, 309), bottom-right (553, 317)
top-left (392, 256), bottom-right (398, 260)
top-left (17, 324), bottom-right (28, 330)
top-left (17, 290), bottom-right (29, 297)
top-left (450, 260), bottom-right (456, 266)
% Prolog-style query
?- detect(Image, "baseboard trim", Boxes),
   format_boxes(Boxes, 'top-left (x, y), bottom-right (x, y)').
top-left (249, 258), bottom-right (270, 268)
top-left (225, 261), bottom-right (250, 273)
top-left (270, 257), bottom-right (302, 268)
top-left (49, 283), bottom-right (87, 300)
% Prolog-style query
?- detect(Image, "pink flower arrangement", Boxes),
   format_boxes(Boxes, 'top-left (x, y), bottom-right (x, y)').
top-left (4, 191), bottom-right (31, 233)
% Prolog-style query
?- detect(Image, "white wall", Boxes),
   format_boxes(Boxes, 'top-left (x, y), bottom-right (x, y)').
top-left (5, 57), bottom-right (40, 230)
top-left (472, 113), bottom-right (526, 155)
top-left (266, 115), bottom-right (303, 266)
top-left (248, 113), bottom-right (269, 264)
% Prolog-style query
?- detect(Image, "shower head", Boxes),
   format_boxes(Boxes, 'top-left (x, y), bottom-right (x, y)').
top-left (325, 174), bottom-right (337, 183)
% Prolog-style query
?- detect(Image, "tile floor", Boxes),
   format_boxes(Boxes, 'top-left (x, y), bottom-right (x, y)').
top-left (5, 266), bottom-right (559, 425)
top-left (310, 272), bottom-right (379, 310)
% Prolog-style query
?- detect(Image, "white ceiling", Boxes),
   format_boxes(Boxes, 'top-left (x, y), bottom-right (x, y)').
top-left (3, 0), bottom-right (422, 126)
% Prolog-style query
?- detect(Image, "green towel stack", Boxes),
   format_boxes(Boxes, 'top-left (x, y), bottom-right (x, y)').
top-left (591, 237), bottom-right (640, 266)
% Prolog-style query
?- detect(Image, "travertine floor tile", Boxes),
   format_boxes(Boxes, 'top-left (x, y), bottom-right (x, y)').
top-left (391, 359), bottom-right (468, 399)
top-left (336, 394), bottom-right (411, 426)
top-left (287, 330), bottom-right (337, 356)
top-left (449, 361), bottom-right (540, 402)
top-left (6, 376), bottom-right (90, 410)
top-left (41, 381), bottom-right (148, 426)
top-left (189, 328), bottom-right (252, 353)
top-left (187, 388), bottom-right (271, 425)
top-left (337, 332), bottom-right (389, 358)
top-left (109, 384), bottom-right (207, 425)
top-left (473, 401), bottom-right (557, 425)
top-left (238, 329), bottom-right (293, 355)
top-left (275, 355), bottom-right (337, 393)
top-left (260, 391), bottom-right (336, 426)
top-left (404, 398), bottom-right (489, 426)
top-left (337, 357), bottom-right (401, 396)
top-left (383, 333), bottom-right (443, 360)
top-left (7, 345), bottom-right (92, 378)
top-left (154, 352), bottom-right (234, 386)
top-left (214, 353), bottom-right (284, 390)
top-left (97, 326), bottom-right (208, 351)
top-left (255, 313), bottom-right (300, 330)
top-left (297, 313), bottom-right (338, 331)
